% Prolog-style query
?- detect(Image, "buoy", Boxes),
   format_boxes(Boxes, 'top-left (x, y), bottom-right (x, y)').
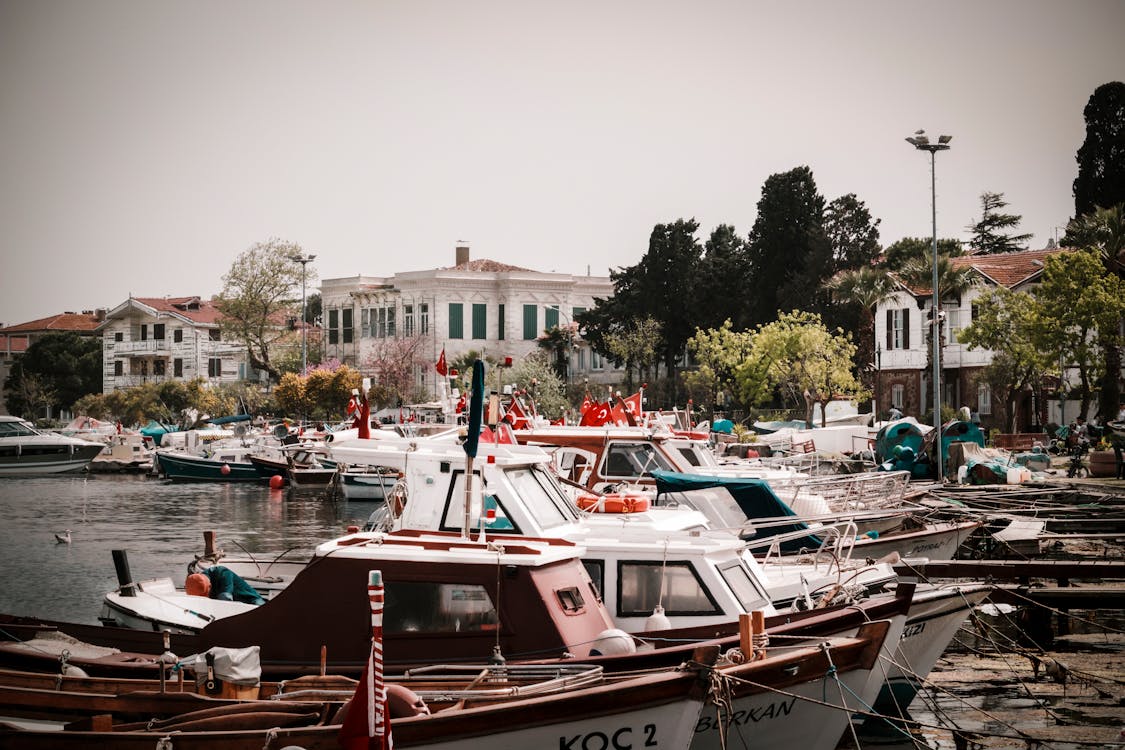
top-left (268, 474), bottom-right (284, 489)
top-left (644, 604), bottom-right (671, 632)
top-left (589, 629), bottom-right (637, 656)
top-left (220, 463), bottom-right (231, 476)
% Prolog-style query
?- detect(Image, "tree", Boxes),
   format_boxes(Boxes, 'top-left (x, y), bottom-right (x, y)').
top-left (882, 237), bottom-right (963, 271)
top-left (823, 265), bottom-right (896, 391)
top-left (365, 335), bottom-right (430, 408)
top-left (966, 192), bottom-right (1032, 254)
top-left (959, 288), bottom-right (1052, 432)
top-left (1033, 248), bottom-right (1125, 419)
top-left (537, 324), bottom-right (578, 383)
top-left (3, 332), bottom-right (101, 417)
top-left (694, 224), bottom-right (751, 331)
top-left (215, 238), bottom-right (314, 381)
top-left (735, 311), bottom-right (867, 428)
top-left (605, 317), bottom-right (662, 393)
top-left (825, 194), bottom-right (882, 271)
top-left (1064, 203), bottom-right (1125, 417)
top-left (684, 321), bottom-right (754, 415)
top-left (745, 167), bottom-right (832, 324)
top-left (509, 352), bottom-right (567, 420)
top-left (1073, 81), bottom-right (1125, 219)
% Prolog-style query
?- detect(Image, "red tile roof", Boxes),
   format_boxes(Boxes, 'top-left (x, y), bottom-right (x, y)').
top-left (893, 248), bottom-right (1069, 295)
top-left (131, 296), bottom-right (223, 325)
top-left (0, 312), bottom-right (103, 334)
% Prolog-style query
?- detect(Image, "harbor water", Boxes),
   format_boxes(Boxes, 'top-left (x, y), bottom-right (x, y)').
top-left (0, 473), bottom-right (1121, 749)
top-left (0, 473), bottom-right (378, 625)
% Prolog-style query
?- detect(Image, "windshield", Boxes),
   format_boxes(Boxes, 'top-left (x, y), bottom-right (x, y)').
top-left (656, 487), bottom-right (748, 529)
top-left (602, 442), bottom-right (676, 479)
top-left (0, 419), bottom-right (42, 438)
top-left (504, 465), bottom-right (576, 529)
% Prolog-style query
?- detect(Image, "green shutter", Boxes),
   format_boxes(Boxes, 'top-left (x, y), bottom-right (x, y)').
top-left (545, 306), bottom-right (559, 330)
top-left (472, 304), bottom-right (487, 339)
top-left (498, 304), bottom-right (505, 340)
top-left (522, 304), bottom-right (538, 340)
top-left (448, 303), bottom-right (464, 339)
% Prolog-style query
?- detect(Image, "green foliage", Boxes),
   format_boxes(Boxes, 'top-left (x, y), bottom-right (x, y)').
top-left (825, 193), bottom-right (882, 270)
top-left (508, 351), bottom-right (567, 419)
top-left (605, 317), bottom-right (662, 392)
top-left (965, 192), bottom-right (1032, 254)
top-left (215, 238), bottom-right (313, 380)
top-left (1073, 81), bottom-right (1125, 219)
top-left (537, 325), bottom-right (578, 382)
top-left (882, 237), bottom-right (963, 270)
top-left (734, 310), bottom-right (867, 427)
top-left (695, 224), bottom-right (752, 331)
top-left (364, 335), bottom-right (430, 407)
top-left (685, 321), bottom-right (754, 413)
top-left (3, 332), bottom-right (101, 417)
top-left (897, 253), bottom-right (978, 302)
top-left (745, 166), bottom-right (832, 325)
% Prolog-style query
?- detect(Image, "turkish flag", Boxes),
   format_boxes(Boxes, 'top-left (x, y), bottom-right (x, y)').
top-left (338, 576), bottom-right (392, 750)
top-left (579, 401), bottom-right (611, 426)
top-left (435, 348), bottom-right (448, 376)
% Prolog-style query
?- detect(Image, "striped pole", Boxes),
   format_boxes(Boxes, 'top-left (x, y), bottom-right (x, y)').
top-left (367, 570), bottom-right (391, 749)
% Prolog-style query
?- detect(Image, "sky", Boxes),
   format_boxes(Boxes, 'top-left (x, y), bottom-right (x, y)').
top-left (1, 0), bottom-right (1123, 327)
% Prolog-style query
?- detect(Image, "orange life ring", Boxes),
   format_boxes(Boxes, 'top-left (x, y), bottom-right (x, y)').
top-left (576, 493), bottom-right (651, 514)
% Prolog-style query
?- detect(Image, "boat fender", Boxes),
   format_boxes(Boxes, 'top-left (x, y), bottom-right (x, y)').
top-left (589, 628), bottom-right (637, 656)
top-left (333, 685), bottom-right (429, 725)
top-left (220, 463), bottom-right (231, 476)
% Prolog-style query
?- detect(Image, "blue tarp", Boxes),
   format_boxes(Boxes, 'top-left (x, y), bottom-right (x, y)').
top-left (711, 419), bottom-right (733, 435)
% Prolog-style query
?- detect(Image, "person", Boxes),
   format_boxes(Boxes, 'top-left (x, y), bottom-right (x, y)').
top-left (186, 565), bottom-right (266, 605)
top-left (888, 406), bottom-right (904, 421)
top-left (1074, 416), bottom-right (1089, 444)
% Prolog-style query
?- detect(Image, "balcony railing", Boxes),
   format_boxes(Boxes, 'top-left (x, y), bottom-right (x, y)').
top-left (110, 339), bottom-right (171, 354)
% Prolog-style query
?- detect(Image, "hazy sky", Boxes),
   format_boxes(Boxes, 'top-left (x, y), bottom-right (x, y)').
top-left (2, 0), bottom-right (1123, 326)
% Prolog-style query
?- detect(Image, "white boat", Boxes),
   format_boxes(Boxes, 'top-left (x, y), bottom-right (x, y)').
top-left (0, 416), bottom-right (104, 475)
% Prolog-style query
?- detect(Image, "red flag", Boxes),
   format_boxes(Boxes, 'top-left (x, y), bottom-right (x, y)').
top-left (610, 400), bottom-right (629, 426)
top-left (580, 391), bottom-right (593, 416)
top-left (622, 392), bottom-right (642, 418)
top-left (339, 571), bottom-right (392, 750)
top-left (455, 392), bottom-right (467, 414)
top-left (579, 401), bottom-right (611, 426)
top-left (356, 393), bottom-right (371, 439)
top-left (435, 348), bottom-right (448, 377)
top-left (503, 397), bottom-right (531, 429)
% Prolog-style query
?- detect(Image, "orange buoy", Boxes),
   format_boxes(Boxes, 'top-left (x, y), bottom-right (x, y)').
top-left (268, 474), bottom-right (284, 489)
top-left (220, 463), bottom-right (231, 476)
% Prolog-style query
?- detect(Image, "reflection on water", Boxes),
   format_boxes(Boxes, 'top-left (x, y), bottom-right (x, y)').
top-left (0, 474), bottom-right (378, 625)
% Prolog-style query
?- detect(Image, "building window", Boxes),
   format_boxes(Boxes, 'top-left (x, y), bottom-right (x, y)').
top-left (342, 308), bottom-right (353, 344)
top-left (208, 328), bottom-right (221, 341)
top-left (328, 309), bottom-right (339, 345)
top-left (886, 308), bottom-right (910, 350)
top-left (498, 304), bottom-right (505, 340)
top-left (139, 325), bottom-right (148, 341)
top-left (138, 360), bottom-right (148, 377)
top-left (404, 305), bottom-right (415, 337)
top-left (522, 304), bottom-right (538, 340)
top-left (173, 358), bottom-right (183, 377)
top-left (891, 384), bottom-right (904, 410)
top-left (591, 350), bottom-right (603, 370)
top-left (449, 303), bottom-right (464, 339)
top-left (420, 303), bottom-right (429, 335)
top-left (153, 359), bottom-right (166, 376)
top-left (114, 332), bottom-right (123, 342)
top-left (545, 306), bottom-right (559, 330)
top-left (173, 328), bottom-right (183, 343)
top-left (113, 360), bottom-right (123, 376)
top-left (472, 304), bottom-right (487, 340)
top-left (153, 324), bottom-right (165, 340)
top-left (977, 384), bottom-right (991, 415)
top-left (208, 358), bottom-right (222, 377)
top-left (386, 307), bottom-right (396, 338)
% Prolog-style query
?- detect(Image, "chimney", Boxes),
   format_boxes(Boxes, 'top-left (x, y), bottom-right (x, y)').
top-left (455, 243), bottom-right (470, 266)
top-left (95, 308), bottom-right (107, 321)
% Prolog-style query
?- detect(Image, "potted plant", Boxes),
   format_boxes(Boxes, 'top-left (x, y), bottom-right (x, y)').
top-left (1088, 437), bottom-right (1116, 478)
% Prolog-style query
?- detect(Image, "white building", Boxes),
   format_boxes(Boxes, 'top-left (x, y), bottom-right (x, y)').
top-left (319, 245), bottom-right (619, 394)
top-left (98, 296), bottom-right (250, 393)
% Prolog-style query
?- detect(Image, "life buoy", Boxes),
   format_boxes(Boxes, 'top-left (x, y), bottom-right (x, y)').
top-left (576, 493), bottom-right (651, 514)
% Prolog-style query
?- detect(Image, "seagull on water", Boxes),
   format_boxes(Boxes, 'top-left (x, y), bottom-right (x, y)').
top-left (55, 530), bottom-right (71, 544)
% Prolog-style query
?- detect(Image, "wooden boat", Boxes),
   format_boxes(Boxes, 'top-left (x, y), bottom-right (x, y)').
top-left (154, 448), bottom-right (261, 482)
top-left (0, 625), bottom-right (893, 750)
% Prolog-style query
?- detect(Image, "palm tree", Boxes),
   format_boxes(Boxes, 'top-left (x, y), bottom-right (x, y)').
top-left (825, 266), bottom-right (895, 364)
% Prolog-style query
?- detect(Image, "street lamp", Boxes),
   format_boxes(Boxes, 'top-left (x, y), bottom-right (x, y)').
top-left (289, 252), bottom-right (316, 374)
top-left (905, 130), bottom-right (951, 451)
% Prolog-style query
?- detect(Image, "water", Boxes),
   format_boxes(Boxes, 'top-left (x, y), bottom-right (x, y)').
top-left (0, 473), bottom-right (379, 625)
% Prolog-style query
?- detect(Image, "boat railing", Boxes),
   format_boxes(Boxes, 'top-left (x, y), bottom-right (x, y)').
top-left (770, 470), bottom-right (911, 512)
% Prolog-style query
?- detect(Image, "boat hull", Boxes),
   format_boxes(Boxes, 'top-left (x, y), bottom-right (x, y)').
top-left (0, 443), bottom-right (102, 475)
top-left (339, 470), bottom-right (397, 499)
top-left (155, 452), bottom-right (260, 482)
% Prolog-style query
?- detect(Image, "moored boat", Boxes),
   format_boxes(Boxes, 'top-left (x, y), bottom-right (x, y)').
top-left (0, 416), bottom-right (104, 476)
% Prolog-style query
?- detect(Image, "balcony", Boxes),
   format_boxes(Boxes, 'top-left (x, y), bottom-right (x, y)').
top-left (109, 339), bottom-right (171, 355)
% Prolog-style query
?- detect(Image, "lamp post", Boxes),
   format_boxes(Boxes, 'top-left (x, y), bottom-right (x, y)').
top-left (905, 130), bottom-right (951, 446)
top-left (289, 253), bottom-right (316, 374)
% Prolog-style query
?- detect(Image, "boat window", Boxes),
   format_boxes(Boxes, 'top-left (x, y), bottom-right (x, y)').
top-left (617, 561), bottom-right (720, 617)
top-left (504, 466), bottom-right (574, 529)
top-left (602, 442), bottom-right (675, 479)
top-left (656, 488), bottom-right (749, 529)
top-left (440, 471), bottom-right (520, 534)
top-left (0, 419), bottom-right (41, 438)
top-left (677, 447), bottom-right (702, 467)
top-left (582, 560), bottom-right (604, 600)
top-left (555, 586), bottom-right (586, 613)
top-left (716, 560), bottom-right (770, 610)
top-left (384, 581), bottom-right (498, 634)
